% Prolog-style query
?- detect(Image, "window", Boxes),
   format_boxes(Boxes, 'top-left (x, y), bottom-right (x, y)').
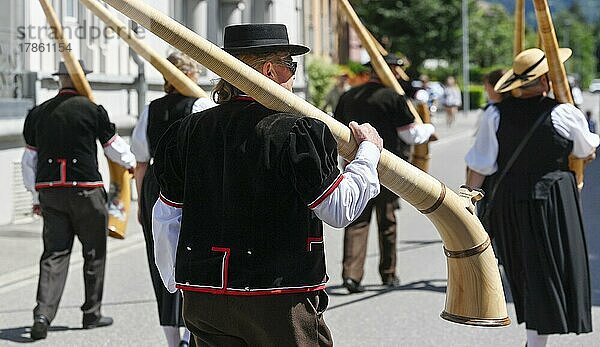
top-left (65, 0), bottom-right (76, 18)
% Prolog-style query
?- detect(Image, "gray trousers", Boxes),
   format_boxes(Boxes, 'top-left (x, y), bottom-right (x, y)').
top-left (183, 290), bottom-right (333, 347)
top-left (34, 187), bottom-right (108, 322)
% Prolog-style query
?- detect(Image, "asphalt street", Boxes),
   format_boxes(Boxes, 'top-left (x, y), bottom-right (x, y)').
top-left (1, 96), bottom-right (599, 346)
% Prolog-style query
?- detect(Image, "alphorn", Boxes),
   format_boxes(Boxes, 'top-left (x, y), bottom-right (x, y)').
top-left (39, 0), bottom-right (132, 239)
top-left (514, 0), bottom-right (525, 56)
top-left (336, 0), bottom-right (432, 173)
top-left (532, 0), bottom-right (586, 189)
top-left (102, 0), bottom-right (509, 326)
top-left (39, 0), bottom-right (94, 101)
top-left (78, 0), bottom-right (208, 98)
top-left (368, 30), bottom-right (388, 56)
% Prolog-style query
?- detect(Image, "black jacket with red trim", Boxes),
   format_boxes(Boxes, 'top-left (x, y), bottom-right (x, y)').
top-left (153, 99), bottom-right (341, 295)
top-left (22, 89), bottom-right (116, 189)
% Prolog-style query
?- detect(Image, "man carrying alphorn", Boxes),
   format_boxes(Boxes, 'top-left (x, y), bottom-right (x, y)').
top-left (152, 23), bottom-right (383, 345)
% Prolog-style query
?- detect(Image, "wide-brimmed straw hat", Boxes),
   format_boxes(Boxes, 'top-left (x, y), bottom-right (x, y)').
top-left (494, 47), bottom-right (572, 93)
top-left (223, 24), bottom-right (309, 56)
top-left (52, 60), bottom-right (92, 76)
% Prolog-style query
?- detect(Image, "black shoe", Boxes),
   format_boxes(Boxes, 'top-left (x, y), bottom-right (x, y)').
top-left (382, 276), bottom-right (400, 287)
top-left (179, 341), bottom-right (190, 347)
top-left (31, 315), bottom-right (49, 340)
top-left (342, 278), bottom-right (365, 293)
top-left (82, 315), bottom-right (113, 329)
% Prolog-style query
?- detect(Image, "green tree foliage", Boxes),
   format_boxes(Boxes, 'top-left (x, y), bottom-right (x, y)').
top-left (349, 0), bottom-right (598, 86)
top-left (554, 6), bottom-right (598, 87)
top-left (468, 4), bottom-right (513, 69)
top-left (306, 55), bottom-right (340, 109)
top-left (350, 1), bottom-right (513, 76)
top-left (350, 0), bottom-right (463, 72)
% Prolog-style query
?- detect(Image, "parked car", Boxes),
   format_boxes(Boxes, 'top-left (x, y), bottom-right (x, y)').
top-left (589, 79), bottom-right (600, 93)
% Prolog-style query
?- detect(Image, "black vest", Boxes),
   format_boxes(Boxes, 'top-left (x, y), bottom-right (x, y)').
top-left (22, 89), bottom-right (116, 189)
top-left (334, 81), bottom-right (413, 160)
top-left (147, 93), bottom-right (197, 157)
top-left (496, 95), bottom-right (571, 176)
top-left (154, 100), bottom-right (340, 295)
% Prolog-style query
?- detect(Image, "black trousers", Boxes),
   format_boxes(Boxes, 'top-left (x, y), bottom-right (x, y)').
top-left (34, 187), bottom-right (108, 323)
top-left (182, 290), bottom-right (333, 347)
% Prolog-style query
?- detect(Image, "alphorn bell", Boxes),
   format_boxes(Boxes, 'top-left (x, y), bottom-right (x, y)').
top-left (532, 0), bottom-right (586, 189)
top-left (336, 0), bottom-right (432, 173)
top-left (78, 0), bottom-right (208, 98)
top-left (101, 0), bottom-right (509, 326)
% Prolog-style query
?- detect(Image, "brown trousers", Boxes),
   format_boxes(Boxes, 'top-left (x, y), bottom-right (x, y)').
top-left (182, 290), bottom-right (333, 347)
top-left (342, 188), bottom-right (398, 283)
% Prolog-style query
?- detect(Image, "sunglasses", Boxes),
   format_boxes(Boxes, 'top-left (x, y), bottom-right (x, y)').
top-left (275, 59), bottom-right (298, 75)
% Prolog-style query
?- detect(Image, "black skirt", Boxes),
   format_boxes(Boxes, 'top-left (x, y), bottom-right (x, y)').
top-left (140, 165), bottom-right (185, 327)
top-left (488, 170), bottom-right (592, 334)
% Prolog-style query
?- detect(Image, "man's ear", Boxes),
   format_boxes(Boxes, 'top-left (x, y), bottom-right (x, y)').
top-left (262, 61), bottom-right (276, 79)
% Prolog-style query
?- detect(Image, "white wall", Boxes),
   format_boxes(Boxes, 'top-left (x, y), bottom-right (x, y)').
top-left (0, 148), bottom-right (25, 225)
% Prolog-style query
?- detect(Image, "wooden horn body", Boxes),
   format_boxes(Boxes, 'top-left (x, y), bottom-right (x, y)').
top-left (39, 0), bottom-right (94, 101)
top-left (78, 0), bottom-right (207, 98)
top-left (532, 0), bottom-right (585, 189)
top-left (514, 0), bottom-right (525, 56)
top-left (102, 0), bottom-right (509, 326)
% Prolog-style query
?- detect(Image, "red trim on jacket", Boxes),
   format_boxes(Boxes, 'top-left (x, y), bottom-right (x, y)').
top-left (176, 283), bottom-right (327, 296)
top-left (159, 192), bottom-right (184, 208)
top-left (25, 145), bottom-right (38, 151)
top-left (35, 157), bottom-right (105, 190)
top-left (234, 96), bottom-right (255, 102)
top-left (102, 134), bottom-right (118, 148)
top-left (58, 88), bottom-right (79, 96)
top-left (35, 181), bottom-right (104, 189)
top-left (57, 158), bottom-right (67, 182)
top-left (308, 174), bottom-right (344, 209)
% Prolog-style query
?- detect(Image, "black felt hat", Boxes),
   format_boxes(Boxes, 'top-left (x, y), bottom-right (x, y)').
top-left (52, 60), bottom-right (92, 76)
top-left (223, 24), bottom-right (309, 56)
top-left (363, 53), bottom-right (405, 68)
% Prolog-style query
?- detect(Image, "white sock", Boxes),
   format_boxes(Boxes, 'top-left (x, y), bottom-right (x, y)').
top-left (526, 329), bottom-right (549, 347)
top-left (162, 326), bottom-right (180, 347)
top-left (182, 328), bottom-right (191, 343)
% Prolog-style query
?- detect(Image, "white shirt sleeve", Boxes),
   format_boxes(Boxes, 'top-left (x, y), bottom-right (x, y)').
top-left (550, 103), bottom-right (599, 158)
top-left (152, 197), bottom-right (182, 293)
top-left (397, 123), bottom-right (435, 145)
top-left (311, 141), bottom-right (381, 228)
top-left (414, 89), bottom-right (430, 104)
top-left (21, 147), bottom-right (39, 204)
top-left (191, 97), bottom-right (216, 114)
top-left (465, 105), bottom-right (500, 175)
top-left (103, 135), bottom-right (136, 169)
top-left (131, 105), bottom-right (150, 163)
